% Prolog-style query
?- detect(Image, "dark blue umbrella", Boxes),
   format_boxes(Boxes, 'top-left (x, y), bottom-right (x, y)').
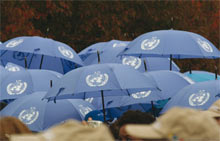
top-left (184, 70), bottom-right (219, 82)
top-left (0, 92), bottom-right (96, 131)
top-left (43, 63), bottom-right (160, 121)
top-left (144, 70), bottom-right (194, 99)
top-left (84, 93), bottom-right (162, 110)
top-left (80, 40), bottom-right (180, 72)
top-left (120, 30), bottom-right (220, 70)
top-left (0, 36), bottom-right (84, 74)
top-left (0, 69), bottom-right (62, 101)
top-left (160, 80), bottom-right (220, 114)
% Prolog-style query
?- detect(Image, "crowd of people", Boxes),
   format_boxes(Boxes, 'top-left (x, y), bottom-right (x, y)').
top-left (0, 99), bottom-right (220, 141)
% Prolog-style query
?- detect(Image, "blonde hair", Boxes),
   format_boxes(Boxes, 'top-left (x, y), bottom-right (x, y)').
top-left (0, 116), bottom-right (32, 141)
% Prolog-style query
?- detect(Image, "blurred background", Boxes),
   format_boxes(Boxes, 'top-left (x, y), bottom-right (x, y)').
top-left (1, 0), bottom-right (219, 73)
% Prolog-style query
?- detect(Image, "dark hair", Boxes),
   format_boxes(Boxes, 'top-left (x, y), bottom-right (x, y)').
top-left (0, 116), bottom-right (32, 141)
top-left (0, 101), bottom-right (7, 111)
top-left (109, 110), bottom-right (155, 139)
top-left (117, 110), bottom-right (155, 127)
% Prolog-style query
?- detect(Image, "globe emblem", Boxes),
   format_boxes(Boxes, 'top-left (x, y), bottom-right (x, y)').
top-left (122, 56), bottom-right (142, 69)
top-left (86, 71), bottom-right (109, 87)
top-left (6, 39), bottom-right (24, 48)
top-left (18, 107), bottom-right (39, 125)
top-left (189, 90), bottom-right (210, 106)
top-left (113, 43), bottom-right (127, 48)
top-left (131, 91), bottom-right (152, 99)
top-left (197, 38), bottom-right (213, 53)
top-left (58, 46), bottom-right (74, 59)
top-left (141, 37), bottom-right (160, 50)
top-left (79, 105), bottom-right (93, 117)
top-left (7, 80), bottom-right (27, 95)
top-left (5, 65), bottom-right (20, 72)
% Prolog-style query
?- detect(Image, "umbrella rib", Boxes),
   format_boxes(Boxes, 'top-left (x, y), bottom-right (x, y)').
top-left (0, 50), bottom-right (8, 57)
top-left (28, 53), bottom-right (35, 69)
top-left (60, 58), bottom-right (65, 74)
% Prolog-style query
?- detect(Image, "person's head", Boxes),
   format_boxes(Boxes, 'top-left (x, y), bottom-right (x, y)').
top-left (203, 99), bottom-right (220, 125)
top-left (124, 107), bottom-right (220, 141)
top-left (111, 110), bottom-right (155, 140)
top-left (0, 101), bottom-right (7, 111)
top-left (118, 110), bottom-right (155, 127)
top-left (0, 116), bottom-right (31, 141)
top-left (10, 119), bottom-right (114, 141)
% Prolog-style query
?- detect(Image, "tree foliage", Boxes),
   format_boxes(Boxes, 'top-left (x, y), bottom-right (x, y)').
top-left (1, 0), bottom-right (219, 73)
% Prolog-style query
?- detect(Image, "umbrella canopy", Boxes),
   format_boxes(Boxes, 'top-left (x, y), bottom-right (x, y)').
top-left (43, 63), bottom-right (160, 121)
top-left (79, 40), bottom-right (130, 61)
top-left (0, 36), bottom-right (84, 74)
top-left (144, 70), bottom-right (195, 99)
top-left (0, 69), bottom-right (62, 101)
top-left (44, 63), bottom-right (160, 100)
top-left (0, 92), bottom-right (96, 131)
top-left (121, 29), bottom-right (220, 59)
top-left (80, 40), bottom-right (180, 72)
top-left (84, 94), bottom-right (162, 110)
top-left (184, 70), bottom-right (219, 82)
top-left (160, 80), bottom-right (220, 114)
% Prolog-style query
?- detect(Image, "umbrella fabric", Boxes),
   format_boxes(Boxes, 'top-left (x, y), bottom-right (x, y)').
top-left (43, 63), bottom-right (160, 100)
top-left (0, 70), bottom-right (62, 101)
top-left (0, 92), bottom-right (96, 131)
top-left (84, 104), bottom-right (153, 122)
top-left (184, 70), bottom-right (219, 82)
top-left (80, 41), bottom-right (180, 72)
top-left (144, 70), bottom-right (195, 99)
top-left (84, 94), bottom-right (162, 110)
top-left (160, 80), bottom-right (220, 114)
top-left (79, 40), bottom-right (130, 61)
top-left (0, 36), bottom-right (84, 74)
top-left (121, 29), bottom-right (220, 59)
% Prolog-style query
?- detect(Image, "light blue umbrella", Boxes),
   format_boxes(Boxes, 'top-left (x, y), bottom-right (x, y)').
top-left (0, 70), bottom-right (62, 101)
top-left (121, 30), bottom-right (220, 58)
top-left (184, 70), bottom-right (219, 82)
top-left (160, 80), bottom-right (220, 114)
top-left (0, 92), bottom-right (96, 131)
top-left (0, 36), bottom-right (84, 74)
top-left (144, 70), bottom-right (195, 99)
top-left (43, 63), bottom-right (160, 121)
top-left (79, 40), bottom-right (130, 61)
top-left (120, 30), bottom-right (220, 70)
top-left (80, 40), bottom-right (180, 72)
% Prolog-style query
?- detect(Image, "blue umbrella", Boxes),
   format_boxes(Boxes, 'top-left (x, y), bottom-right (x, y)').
top-left (43, 63), bottom-right (160, 121)
top-left (84, 95), bottom-right (160, 120)
top-left (120, 30), bottom-right (220, 70)
top-left (144, 70), bottom-right (195, 99)
top-left (79, 40), bottom-right (130, 61)
top-left (160, 80), bottom-right (220, 114)
top-left (0, 92), bottom-right (96, 131)
top-left (0, 69), bottom-right (62, 101)
top-left (84, 93), bottom-right (162, 110)
top-left (0, 36), bottom-right (84, 74)
top-left (184, 70), bottom-right (219, 82)
top-left (80, 40), bottom-right (180, 72)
